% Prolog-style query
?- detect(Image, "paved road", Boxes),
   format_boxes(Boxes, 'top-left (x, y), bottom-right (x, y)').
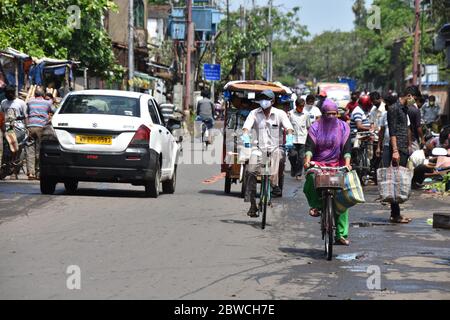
top-left (1, 138), bottom-right (449, 299)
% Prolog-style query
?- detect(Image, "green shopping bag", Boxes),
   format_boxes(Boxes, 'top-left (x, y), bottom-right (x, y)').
top-left (334, 170), bottom-right (365, 212)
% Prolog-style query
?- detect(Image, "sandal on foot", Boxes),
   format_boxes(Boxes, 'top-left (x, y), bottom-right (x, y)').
top-left (335, 238), bottom-right (350, 246)
top-left (390, 216), bottom-right (412, 224)
top-left (309, 208), bottom-right (320, 217)
top-left (247, 205), bottom-right (259, 218)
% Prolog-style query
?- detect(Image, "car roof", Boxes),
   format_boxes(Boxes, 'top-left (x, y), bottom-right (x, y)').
top-left (68, 89), bottom-right (154, 99)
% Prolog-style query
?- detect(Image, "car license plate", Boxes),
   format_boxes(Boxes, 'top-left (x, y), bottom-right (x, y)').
top-left (75, 135), bottom-right (112, 145)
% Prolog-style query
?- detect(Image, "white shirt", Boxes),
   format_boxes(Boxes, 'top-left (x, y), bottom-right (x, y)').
top-left (408, 149), bottom-right (426, 169)
top-left (243, 107), bottom-right (294, 152)
top-left (369, 103), bottom-right (386, 128)
top-left (303, 104), bottom-right (322, 124)
top-left (288, 109), bottom-right (311, 144)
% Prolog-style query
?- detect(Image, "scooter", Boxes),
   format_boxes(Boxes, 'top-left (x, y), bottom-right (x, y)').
top-left (0, 112), bottom-right (29, 180)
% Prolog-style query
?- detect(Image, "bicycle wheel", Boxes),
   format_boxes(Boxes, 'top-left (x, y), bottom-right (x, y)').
top-left (324, 194), bottom-right (334, 261)
top-left (356, 150), bottom-right (366, 185)
top-left (261, 175), bottom-right (269, 230)
top-left (361, 149), bottom-right (370, 186)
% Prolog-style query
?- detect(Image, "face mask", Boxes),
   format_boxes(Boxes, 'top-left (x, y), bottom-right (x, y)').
top-left (259, 100), bottom-right (272, 109)
top-left (407, 98), bottom-right (416, 106)
top-left (429, 102), bottom-right (435, 106)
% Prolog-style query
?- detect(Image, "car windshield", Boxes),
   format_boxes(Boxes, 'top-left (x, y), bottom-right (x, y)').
top-left (59, 95), bottom-right (140, 117)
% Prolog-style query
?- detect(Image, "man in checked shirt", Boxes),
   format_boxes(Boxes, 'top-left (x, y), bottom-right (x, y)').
top-left (387, 89), bottom-right (413, 223)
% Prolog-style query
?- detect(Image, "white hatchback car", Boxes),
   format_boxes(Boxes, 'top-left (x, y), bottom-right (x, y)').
top-left (40, 90), bottom-right (180, 197)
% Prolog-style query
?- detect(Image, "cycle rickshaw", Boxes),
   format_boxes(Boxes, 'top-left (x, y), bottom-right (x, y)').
top-left (221, 80), bottom-right (293, 197)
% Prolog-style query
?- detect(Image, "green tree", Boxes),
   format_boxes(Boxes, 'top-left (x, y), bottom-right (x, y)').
top-left (215, 5), bottom-right (308, 86)
top-left (0, 0), bottom-right (121, 79)
top-left (352, 0), bottom-right (447, 91)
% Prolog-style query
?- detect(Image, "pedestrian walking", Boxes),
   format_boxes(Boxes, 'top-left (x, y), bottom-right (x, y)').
top-left (376, 94), bottom-right (410, 168)
top-left (25, 88), bottom-right (54, 180)
top-left (386, 89), bottom-right (413, 223)
top-left (368, 91), bottom-right (385, 175)
top-left (421, 95), bottom-right (441, 134)
top-left (288, 98), bottom-right (311, 179)
top-left (304, 94), bottom-right (322, 124)
top-left (405, 86), bottom-right (425, 153)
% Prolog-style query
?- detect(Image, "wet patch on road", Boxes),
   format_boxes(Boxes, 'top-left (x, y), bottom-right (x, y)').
top-left (0, 182), bottom-right (55, 225)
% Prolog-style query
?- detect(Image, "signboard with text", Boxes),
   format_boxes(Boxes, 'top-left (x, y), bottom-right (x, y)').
top-left (203, 64), bottom-right (221, 81)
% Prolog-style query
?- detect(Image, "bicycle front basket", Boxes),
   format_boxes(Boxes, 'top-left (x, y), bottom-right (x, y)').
top-left (314, 172), bottom-right (345, 190)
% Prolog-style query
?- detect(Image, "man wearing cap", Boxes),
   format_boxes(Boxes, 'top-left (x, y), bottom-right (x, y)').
top-left (241, 89), bottom-right (294, 217)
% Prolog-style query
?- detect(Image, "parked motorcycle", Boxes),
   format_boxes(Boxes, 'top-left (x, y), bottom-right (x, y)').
top-left (0, 110), bottom-right (29, 180)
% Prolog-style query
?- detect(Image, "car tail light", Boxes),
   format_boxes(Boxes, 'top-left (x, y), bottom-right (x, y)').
top-left (128, 125), bottom-right (150, 147)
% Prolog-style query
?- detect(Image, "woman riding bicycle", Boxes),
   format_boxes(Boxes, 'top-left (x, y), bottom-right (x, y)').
top-left (303, 99), bottom-right (353, 246)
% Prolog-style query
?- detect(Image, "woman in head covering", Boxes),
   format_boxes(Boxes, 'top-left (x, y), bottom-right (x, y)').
top-left (303, 99), bottom-right (353, 245)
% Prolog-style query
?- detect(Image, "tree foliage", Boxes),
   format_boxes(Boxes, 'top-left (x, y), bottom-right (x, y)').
top-left (0, 0), bottom-right (122, 79)
top-left (215, 5), bottom-right (309, 86)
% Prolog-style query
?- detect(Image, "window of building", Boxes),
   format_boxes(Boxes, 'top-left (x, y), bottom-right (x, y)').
top-left (134, 0), bottom-right (145, 28)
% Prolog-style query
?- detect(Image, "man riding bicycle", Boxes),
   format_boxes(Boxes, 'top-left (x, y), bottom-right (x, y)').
top-left (241, 89), bottom-right (294, 217)
top-left (350, 95), bottom-right (375, 164)
top-left (196, 89), bottom-right (215, 130)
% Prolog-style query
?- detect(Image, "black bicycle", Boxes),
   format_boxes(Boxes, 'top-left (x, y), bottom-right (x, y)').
top-left (0, 116), bottom-right (28, 180)
top-left (306, 163), bottom-right (347, 261)
top-left (241, 144), bottom-right (287, 229)
top-left (352, 131), bottom-right (375, 186)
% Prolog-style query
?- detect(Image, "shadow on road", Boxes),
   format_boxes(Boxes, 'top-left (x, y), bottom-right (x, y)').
top-left (60, 188), bottom-right (152, 198)
top-left (220, 219), bottom-right (270, 230)
top-left (279, 247), bottom-right (327, 260)
top-left (198, 189), bottom-right (242, 198)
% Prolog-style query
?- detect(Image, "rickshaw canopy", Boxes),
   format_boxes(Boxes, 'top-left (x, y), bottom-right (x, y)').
top-left (223, 80), bottom-right (293, 110)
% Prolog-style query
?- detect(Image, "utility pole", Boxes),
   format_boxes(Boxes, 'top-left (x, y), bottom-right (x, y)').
top-left (419, 0), bottom-right (426, 91)
top-left (412, 0), bottom-right (421, 86)
top-left (184, 0), bottom-right (193, 113)
top-left (211, 36), bottom-right (216, 103)
top-left (226, 0), bottom-right (230, 44)
top-left (267, 0), bottom-right (273, 82)
top-left (128, 0), bottom-right (134, 88)
top-left (241, 5), bottom-right (246, 80)
top-left (326, 46), bottom-right (330, 81)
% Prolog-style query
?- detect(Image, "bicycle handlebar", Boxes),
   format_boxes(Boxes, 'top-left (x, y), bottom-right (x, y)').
top-left (355, 131), bottom-right (377, 136)
top-left (305, 162), bottom-right (349, 173)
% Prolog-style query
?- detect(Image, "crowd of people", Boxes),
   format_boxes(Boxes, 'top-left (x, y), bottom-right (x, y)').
top-left (239, 85), bottom-right (449, 246)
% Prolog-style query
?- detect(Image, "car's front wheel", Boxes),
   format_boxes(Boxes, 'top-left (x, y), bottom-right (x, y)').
top-left (162, 165), bottom-right (177, 194)
top-left (40, 176), bottom-right (57, 195)
top-left (145, 160), bottom-right (161, 198)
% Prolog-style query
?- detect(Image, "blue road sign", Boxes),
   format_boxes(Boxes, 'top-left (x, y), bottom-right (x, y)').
top-left (203, 64), bottom-right (221, 81)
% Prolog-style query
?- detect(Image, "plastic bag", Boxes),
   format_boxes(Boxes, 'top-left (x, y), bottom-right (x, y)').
top-left (334, 170), bottom-right (366, 212)
top-left (377, 166), bottom-right (413, 204)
